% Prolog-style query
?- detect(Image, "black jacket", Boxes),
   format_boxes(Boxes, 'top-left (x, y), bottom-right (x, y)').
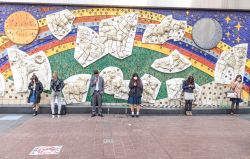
top-left (182, 80), bottom-right (195, 93)
top-left (128, 80), bottom-right (143, 97)
top-left (27, 81), bottom-right (43, 104)
top-left (50, 78), bottom-right (64, 92)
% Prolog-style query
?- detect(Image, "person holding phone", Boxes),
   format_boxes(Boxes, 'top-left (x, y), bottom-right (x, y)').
top-left (182, 75), bottom-right (195, 116)
top-left (230, 75), bottom-right (244, 115)
top-left (90, 70), bottom-right (104, 117)
top-left (128, 73), bottom-right (143, 117)
top-left (27, 74), bottom-right (43, 116)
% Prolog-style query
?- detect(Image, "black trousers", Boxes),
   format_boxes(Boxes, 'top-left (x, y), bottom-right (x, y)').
top-left (231, 101), bottom-right (239, 114)
top-left (185, 100), bottom-right (193, 111)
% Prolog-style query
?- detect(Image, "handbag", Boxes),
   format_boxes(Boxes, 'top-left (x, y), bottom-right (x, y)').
top-left (225, 89), bottom-right (238, 98)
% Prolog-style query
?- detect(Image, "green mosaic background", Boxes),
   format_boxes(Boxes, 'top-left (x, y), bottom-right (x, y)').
top-left (49, 47), bottom-right (213, 103)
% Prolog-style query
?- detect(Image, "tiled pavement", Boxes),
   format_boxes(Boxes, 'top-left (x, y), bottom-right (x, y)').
top-left (0, 114), bottom-right (250, 159)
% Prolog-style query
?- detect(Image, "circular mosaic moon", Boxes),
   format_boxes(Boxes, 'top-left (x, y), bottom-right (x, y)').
top-left (4, 11), bottom-right (39, 45)
top-left (192, 18), bottom-right (223, 50)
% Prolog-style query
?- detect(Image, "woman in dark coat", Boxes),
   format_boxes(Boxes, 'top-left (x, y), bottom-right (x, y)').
top-left (28, 74), bottom-right (43, 116)
top-left (182, 75), bottom-right (195, 116)
top-left (128, 73), bottom-right (143, 117)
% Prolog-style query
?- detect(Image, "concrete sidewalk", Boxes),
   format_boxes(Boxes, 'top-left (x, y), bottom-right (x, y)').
top-left (0, 114), bottom-right (250, 159)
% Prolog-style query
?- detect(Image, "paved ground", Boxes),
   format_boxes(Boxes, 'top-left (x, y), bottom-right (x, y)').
top-left (0, 114), bottom-right (250, 159)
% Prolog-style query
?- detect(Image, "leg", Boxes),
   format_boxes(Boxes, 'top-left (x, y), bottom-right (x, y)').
top-left (136, 104), bottom-right (140, 117)
top-left (235, 101), bottom-right (240, 114)
top-left (91, 92), bottom-right (97, 115)
top-left (57, 94), bottom-right (62, 115)
top-left (189, 100), bottom-right (193, 111)
top-left (130, 104), bottom-right (135, 117)
top-left (231, 101), bottom-right (236, 114)
top-left (97, 93), bottom-right (102, 115)
top-left (136, 105), bottom-right (140, 113)
top-left (185, 100), bottom-right (188, 111)
top-left (189, 100), bottom-right (193, 115)
top-left (50, 92), bottom-right (56, 115)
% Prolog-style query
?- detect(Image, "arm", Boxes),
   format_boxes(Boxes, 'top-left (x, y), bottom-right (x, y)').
top-left (61, 80), bottom-right (65, 90)
top-left (38, 82), bottom-right (44, 94)
top-left (129, 81), bottom-right (135, 89)
top-left (230, 81), bottom-right (237, 90)
top-left (50, 80), bottom-right (53, 91)
top-left (28, 82), bottom-right (33, 90)
top-left (100, 78), bottom-right (104, 94)
top-left (191, 84), bottom-right (195, 89)
top-left (90, 76), bottom-right (96, 87)
top-left (182, 81), bottom-right (189, 89)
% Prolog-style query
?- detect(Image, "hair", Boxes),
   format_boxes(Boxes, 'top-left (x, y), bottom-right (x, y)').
top-left (52, 71), bottom-right (58, 79)
top-left (30, 74), bottom-right (39, 83)
top-left (234, 75), bottom-right (242, 82)
top-left (130, 73), bottom-right (142, 87)
top-left (187, 75), bottom-right (194, 85)
top-left (93, 70), bottom-right (99, 75)
top-left (131, 73), bottom-right (139, 80)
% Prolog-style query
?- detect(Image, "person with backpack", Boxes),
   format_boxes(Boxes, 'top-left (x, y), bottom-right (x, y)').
top-left (50, 72), bottom-right (65, 118)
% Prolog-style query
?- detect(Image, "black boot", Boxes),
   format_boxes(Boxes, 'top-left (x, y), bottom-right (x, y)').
top-left (33, 111), bottom-right (38, 116)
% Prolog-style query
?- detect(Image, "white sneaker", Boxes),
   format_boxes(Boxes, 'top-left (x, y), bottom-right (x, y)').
top-left (52, 115), bottom-right (55, 118)
top-left (57, 115), bottom-right (61, 118)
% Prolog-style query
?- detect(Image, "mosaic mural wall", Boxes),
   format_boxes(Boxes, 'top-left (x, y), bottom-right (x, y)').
top-left (0, 4), bottom-right (249, 108)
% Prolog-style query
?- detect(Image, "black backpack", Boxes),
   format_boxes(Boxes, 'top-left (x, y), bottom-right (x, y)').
top-left (54, 103), bottom-right (67, 115)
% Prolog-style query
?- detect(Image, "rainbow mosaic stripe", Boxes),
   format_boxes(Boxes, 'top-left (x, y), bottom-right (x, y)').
top-left (0, 8), bottom-right (249, 99)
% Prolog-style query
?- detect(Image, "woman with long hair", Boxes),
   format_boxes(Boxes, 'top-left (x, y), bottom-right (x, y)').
top-left (230, 75), bottom-right (244, 115)
top-left (128, 73), bottom-right (143, 117)
top-left (27, 74), bottom-right (43, 116)
top-left (182, 75), bottom-right (195, 116)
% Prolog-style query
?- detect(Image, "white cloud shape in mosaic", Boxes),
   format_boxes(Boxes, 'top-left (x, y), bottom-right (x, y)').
top-left (0, 73), bottom-right (5, 96)
top-left (215, 43), bottom-right (248, 84)
top-left (74, 14), bottom-right (138, 68)
top-left (141, 74), bottom-right (161, 103)
top-left (142, 15), bottom-right (187, 44)
top-left (151, 49), bottom-right (191, 73)
top-left (74, 26), bottom-right (106, 67)
top-left (62, 74), bottom-right (91, 104)
top-left (46, 9), bottom-right (75, 40)
top-left (166, 78), bottom-right (201, 100)
top-left (99, 13), bottom-right (138, 59)
top-left (100, 66), bottom-right (124, 95)
top-left (7, 48), bottom-right (51, 92)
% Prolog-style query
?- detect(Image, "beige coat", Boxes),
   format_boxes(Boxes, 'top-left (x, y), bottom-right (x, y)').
top-left (230, 81), bottom-right (243, 98)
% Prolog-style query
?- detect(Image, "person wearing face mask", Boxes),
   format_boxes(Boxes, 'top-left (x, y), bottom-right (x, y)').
top-left (128, 73), bottom-right (143, 117)
top-left (230, 75), bottom-right (244, 115)
top-left (182, 75), bottom-right (195, 116)
top-left (27, 74), bottom-right (44, 116)
top-left (90, 70), bottom-right (104, 117)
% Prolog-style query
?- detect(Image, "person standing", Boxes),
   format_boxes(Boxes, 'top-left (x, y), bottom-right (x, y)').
top-left (50, 72), bottom-right (65, 118)
top-left (128, 73), bottom-right (143, 117)
top-left (182, 75), bottom-right (195, 116)
top-left (90, 70), bottom-right (104, 117)
top-left (28, 74), bottom-right (43, 116)
top-left (230, 75), bottom-right (244, 115)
